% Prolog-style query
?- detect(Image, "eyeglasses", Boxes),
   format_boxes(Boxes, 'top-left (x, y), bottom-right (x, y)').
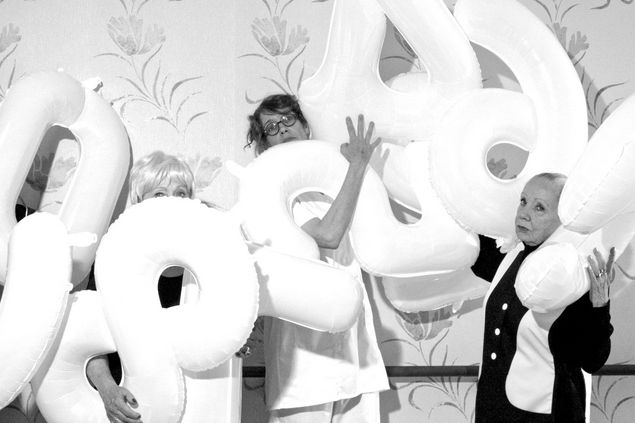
top-left (263, 113), bottom-right (297, 136)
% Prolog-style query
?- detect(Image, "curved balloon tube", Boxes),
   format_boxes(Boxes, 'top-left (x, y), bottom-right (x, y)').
top-left (0, 71), bottom-right (130, 286)
top-left (430, 89), bottom-right (536, 239)
top-left (0, 213), bottom-right (72, 409)
top-left (31, 291), bottom-right (116, 423)
top-left (382, 268), bottom-right (490, 313)
top-left (249, 243), bottom-right (363, 332)
top-left (515, 214), bottom-right (635, 314)
top-left (235, 141), bottom-right (479, 277)
top-left (515, 242), bottom-right (588, 313)
top-left (560, 93), bottom-right (635, 233)
top-left (430, 0), bottom-right (587, 241)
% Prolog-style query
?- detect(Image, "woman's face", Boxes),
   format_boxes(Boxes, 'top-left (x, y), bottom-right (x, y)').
top-left (260, 110), bottom-right (309, 149)
top-left (141, 179), bottom-right (191, 202)
top-left (515, 177), bottom-right (562, 246)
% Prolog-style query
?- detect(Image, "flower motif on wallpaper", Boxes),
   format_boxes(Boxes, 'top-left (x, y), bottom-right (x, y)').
top-left (186, 154), bottom-right (223, 191)
top-left (252, 16), bottom-right (309, 57)
top-left (25, 153), bottom-right (76, 192)
top-left (382, 307), bottom-right (476, 421)
top-left (530, 1), bottom-right (590, 66)
top-left (98, 1), bottom-right (208, 137)
top-left (0, 23), bottom-right (21, 101)
top-left (241, 0), bottom-right (313, 102)
top-left (108, 15), bottom-right (166, 56)
top-left (552, 23), bottom-right (588, 64)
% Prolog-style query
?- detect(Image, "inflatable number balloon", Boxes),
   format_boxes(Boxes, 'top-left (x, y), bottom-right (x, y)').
top-left (299, 0), bottom-right (481, 211)
top-left (0, 71), bottom-right (130, 286)
top-left (559, 93), bottom-right (635, 234)
top-left (235, 141), bottom-right (479, 278)
top-left (96, 197), bottom-right (257, 423)
top-left (0, 213), bottom-right (72, 409)
top-left (250, 244), bottom-right (363, 332)
top-left (430, 0), bottom-right (587, 242)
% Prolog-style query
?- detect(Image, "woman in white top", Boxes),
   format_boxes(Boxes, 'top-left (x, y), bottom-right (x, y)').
top-left (246, 94), bottom-right (389, 423)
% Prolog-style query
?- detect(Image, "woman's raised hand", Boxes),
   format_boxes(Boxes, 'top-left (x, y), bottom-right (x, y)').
top-left (587, 247), bottom-right (616, 307)
top-left (341, 114), bottom-right (382, 167)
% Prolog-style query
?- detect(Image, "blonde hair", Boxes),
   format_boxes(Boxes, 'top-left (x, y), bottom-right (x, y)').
top-left (129, 151), bottom-right (195, 205)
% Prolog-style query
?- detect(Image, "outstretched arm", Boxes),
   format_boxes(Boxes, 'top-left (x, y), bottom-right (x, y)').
top-left (302, 114), bottom-right (381, 248)
top-left (86, 355), bottom-right (142, 423)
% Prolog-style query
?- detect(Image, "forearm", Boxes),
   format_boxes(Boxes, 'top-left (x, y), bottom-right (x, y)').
top-left (582, 302), bottom-right (613, 373)
top-left (86, 355), bottom-right (118, 392)
top-left (304, 162), bottom-right (366, 249)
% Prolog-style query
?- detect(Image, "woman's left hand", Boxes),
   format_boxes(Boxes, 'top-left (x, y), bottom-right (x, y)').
top-left (587, 247), bottom-right (616, 307)
top-left (341, 114), bottom-right (381, 167)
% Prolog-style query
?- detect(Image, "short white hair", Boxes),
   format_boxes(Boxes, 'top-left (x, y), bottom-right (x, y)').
top-left (129, 151), bottom-right (194, 205)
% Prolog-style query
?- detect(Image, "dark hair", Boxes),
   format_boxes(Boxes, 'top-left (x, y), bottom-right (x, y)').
top-left (245, 94), bottom-right (308, 156)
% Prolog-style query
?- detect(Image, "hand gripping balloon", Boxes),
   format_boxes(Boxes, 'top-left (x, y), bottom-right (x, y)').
top-left (0, 71), bottom-right (130, 286)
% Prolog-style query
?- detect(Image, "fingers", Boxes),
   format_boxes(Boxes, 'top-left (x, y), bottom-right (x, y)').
top-left (345, 114), bottom-right (379, 149)
top-left (606, 247), bottom-right (616, 274)
top-left (593, 248), bottom-right (606, 270)
top-left (586, 266), bottom-right (597, 285)
top-left (124, 391), bottom-right (139, 409)
top-left (371, 137), bottom-right (382, 150)
top-left (345, 116), bottom-right (355, 139)
top-left (587, 253), bottom-right (599, 276)
top-left (365, 120), bottom-right (375, 143)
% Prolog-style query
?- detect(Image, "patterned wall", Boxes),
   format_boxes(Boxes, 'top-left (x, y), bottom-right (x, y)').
top-left (2, 0), bottom-right (635, 422)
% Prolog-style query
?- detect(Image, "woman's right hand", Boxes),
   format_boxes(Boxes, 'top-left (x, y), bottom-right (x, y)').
top-left (98, 384), bottom-right (142, 423)
top-left (587, 247), bottom-right (616, 308)
top-left (341, 114), bottom-right (381, 168)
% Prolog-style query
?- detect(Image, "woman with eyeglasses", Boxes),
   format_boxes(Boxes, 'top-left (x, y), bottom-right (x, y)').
top-left (245, 94), bottom-right (389, 423)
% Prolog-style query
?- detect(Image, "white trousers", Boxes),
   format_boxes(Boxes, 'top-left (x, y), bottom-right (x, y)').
top-left (268, 392), bottom-right (380, 423)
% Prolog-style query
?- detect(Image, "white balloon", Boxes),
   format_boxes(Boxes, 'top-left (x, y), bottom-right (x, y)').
top-left (0, 213), bottom-right (72, 409)
top-left (0, 71), bottom-right (130, 286)
top-left (560, 93), bottom-right (635, 233)
top-left (431, 0), bottom-right (587, 242)
top-left (516, 242), bottom-right (588, 313)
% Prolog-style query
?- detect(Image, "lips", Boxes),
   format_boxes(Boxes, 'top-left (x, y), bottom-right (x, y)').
top-left (516, 224), bottom-right (529, 233)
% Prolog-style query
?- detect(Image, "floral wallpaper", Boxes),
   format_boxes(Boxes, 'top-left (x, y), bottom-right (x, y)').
top-left (99, 1), bottom-right (207, 137)
top-left (1, 0), bottom-right (635, 421)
